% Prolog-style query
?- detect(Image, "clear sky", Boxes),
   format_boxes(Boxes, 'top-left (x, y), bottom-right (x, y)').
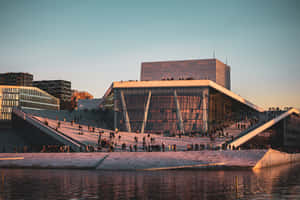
top-left (0, 0), bottom-right (299, 109)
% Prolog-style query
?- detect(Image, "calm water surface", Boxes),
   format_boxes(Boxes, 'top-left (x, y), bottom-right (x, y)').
top-left (1, 163), bottom-right (300, 200)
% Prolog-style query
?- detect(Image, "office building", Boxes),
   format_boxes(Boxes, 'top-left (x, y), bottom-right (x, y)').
top-left (0, 85), bottom-right (59, 120)
top-left (0, 72), bottom-right (33, 86)
top-left (33, 80), bottom-right (71, 109)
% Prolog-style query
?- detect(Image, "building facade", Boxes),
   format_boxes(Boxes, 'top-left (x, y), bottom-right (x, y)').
top-left (0, 86), bottom-right (59, 120)
top-left (141, 58), bottom-right (231, 90)
top-left (0, 72), bottom-right (33, 86)
top-left (77, 99), bottom-right (102, 110)
top-left (33, 80), bottom-right (71, 109)
top-left (105, 80), bottom-right (262, 135)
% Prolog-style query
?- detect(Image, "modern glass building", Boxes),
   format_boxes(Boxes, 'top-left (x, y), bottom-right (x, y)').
top-left (0, 85), bottom-right (59, 120)
top-left (104, 80), bottom-right (263, 135)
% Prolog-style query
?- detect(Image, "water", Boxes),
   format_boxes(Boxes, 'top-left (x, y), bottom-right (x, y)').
top-left (1, 163), bottom-right (300, 200)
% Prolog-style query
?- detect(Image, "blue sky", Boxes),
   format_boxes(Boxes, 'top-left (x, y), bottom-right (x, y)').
top-left (0, 0), bottom-right (299, 109)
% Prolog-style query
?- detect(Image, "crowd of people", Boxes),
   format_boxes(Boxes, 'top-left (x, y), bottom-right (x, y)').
top-left (37, 116), bottom-right (261, 153)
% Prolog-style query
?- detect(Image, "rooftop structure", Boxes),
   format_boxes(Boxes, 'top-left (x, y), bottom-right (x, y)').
top-left (141, 58), bottom-right (231, 89)
top-left (0, 72), bottom-right (33, 86)
top-left (0, 85), bottom-right (59, 120)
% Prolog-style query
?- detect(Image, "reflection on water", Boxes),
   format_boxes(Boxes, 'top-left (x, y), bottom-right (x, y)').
top-left (1, 163), bottom-right (300, 200)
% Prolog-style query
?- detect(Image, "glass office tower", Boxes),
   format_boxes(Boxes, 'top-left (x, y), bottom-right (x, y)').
top-left (0, 86), bottom-right (59, 120)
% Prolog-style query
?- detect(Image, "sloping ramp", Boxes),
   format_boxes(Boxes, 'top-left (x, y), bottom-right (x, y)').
top-left (12, 108), bottom-right (85, 152)
top-left (229, 108), bottom-right (300, 148)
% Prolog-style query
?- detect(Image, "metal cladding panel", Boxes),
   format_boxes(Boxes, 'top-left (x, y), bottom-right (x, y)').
top-left (215, 59), bottom-right (230, 89)
top-left (141, 59), bottom-right (217, 82)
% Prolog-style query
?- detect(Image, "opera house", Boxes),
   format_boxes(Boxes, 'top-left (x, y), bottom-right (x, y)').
top-left (103, 58), bottom-right (300, 151)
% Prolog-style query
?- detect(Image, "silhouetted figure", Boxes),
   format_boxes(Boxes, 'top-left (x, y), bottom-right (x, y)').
top-left (134, 144), bottom-right (137, 152)
top-left (122, 143), bottom-right (126, 151)
top-left (98, 133), bottom-right (102, 145)
top-left (143, 141), bottom-right (146, 151)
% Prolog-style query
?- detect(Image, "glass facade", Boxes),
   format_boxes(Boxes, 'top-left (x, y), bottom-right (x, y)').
top-left (0, 86), bottom-right (59, 120)
top-left (209, 88), bottom-right (258, 132)
top-left (114, 86), bottom-right (259, 135)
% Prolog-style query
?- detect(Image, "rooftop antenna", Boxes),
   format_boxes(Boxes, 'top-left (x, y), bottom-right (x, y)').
top-left (226, 57), bottom-right (228, 65)
top-left (213, 50), bottom-right (215, 59)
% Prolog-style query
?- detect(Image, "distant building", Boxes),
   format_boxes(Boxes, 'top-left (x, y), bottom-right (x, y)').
top-left (141, 58), bottom-right (231, 90)
top-left (77, 98), bottom-right (102, 111)
top-left (0, 85), bottom-right (59, 120)
top-left (0, 72), bottom-right (33, 86)
top-left (33, 80), bottom-right (71, 109)
top-left (70, 90), bottom-right (94, 110)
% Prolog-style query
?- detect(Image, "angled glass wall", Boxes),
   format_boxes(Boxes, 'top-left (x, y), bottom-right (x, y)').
top-left (114, 87), bottom-right (209, 135)
top-left (114, 86), bottom-right (260, 135)
top-left (208, 88), bottom-right (259, 133)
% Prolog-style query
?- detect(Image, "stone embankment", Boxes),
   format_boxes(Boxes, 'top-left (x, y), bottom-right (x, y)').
top-left (1, 149), bottom-right (299, 170)
top-left (253, 149), bottom-right (300, 169)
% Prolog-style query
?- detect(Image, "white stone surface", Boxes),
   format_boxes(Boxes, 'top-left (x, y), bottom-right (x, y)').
top-left (34, 116), bottom-right (237, 151)
top-left (0, 150), bottom-right (267, 170)
top-left (0, 153), bottom-right (108, 168)
top-left (254, 149), bottom-right (300, 169)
